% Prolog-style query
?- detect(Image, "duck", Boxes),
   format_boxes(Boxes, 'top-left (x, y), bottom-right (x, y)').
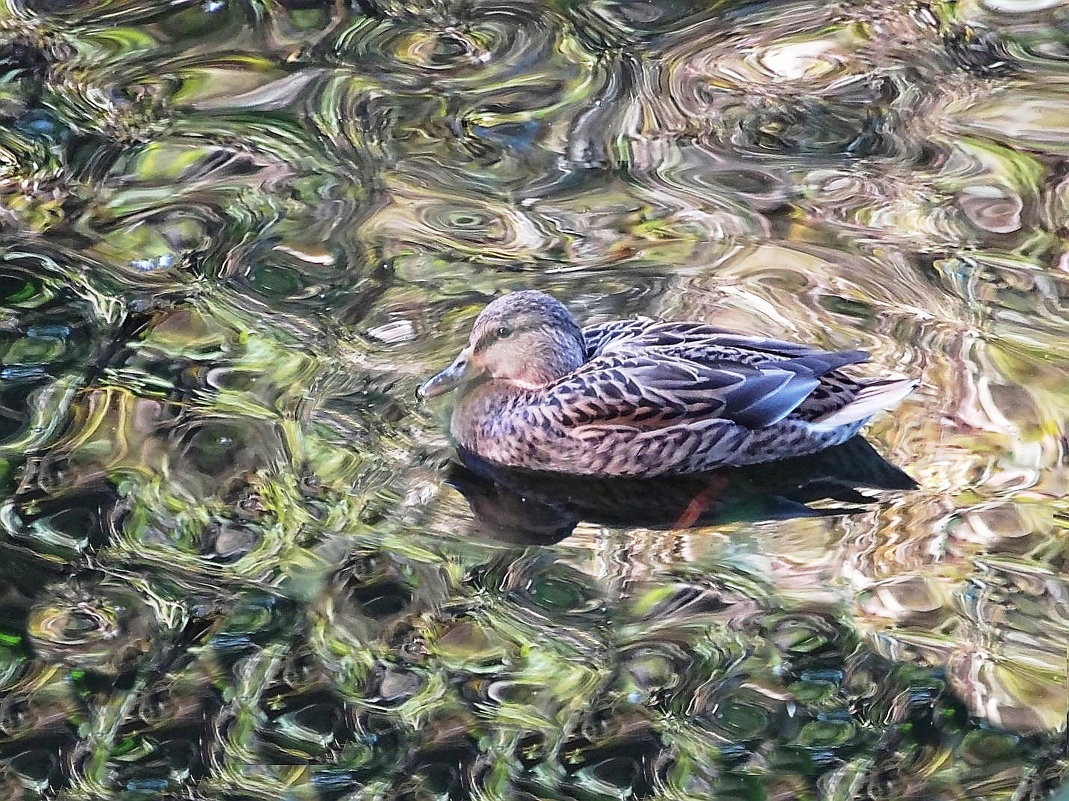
top-left (418, 290), bottom-right (916, 477)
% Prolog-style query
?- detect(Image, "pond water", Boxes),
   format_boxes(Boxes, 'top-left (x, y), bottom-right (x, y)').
top-left (0, 0), bottom-right (1067, 798)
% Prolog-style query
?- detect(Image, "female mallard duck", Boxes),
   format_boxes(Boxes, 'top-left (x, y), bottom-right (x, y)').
top-left (419, 291), bottom-right (916, 477)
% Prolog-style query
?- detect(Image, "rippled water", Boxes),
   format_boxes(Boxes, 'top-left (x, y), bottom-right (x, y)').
top-left (0, 0), bottom-right (1066, 798)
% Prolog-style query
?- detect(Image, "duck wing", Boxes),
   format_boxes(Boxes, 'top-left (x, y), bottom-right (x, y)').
top-left (581, 320), bottom-right (735, 357)
top-left (539, 348), bottom-right (865, 430)
top-left (583, 319), bottom-right (870, 367)
top-left (592, 320), bottom-right (862, 361)
top-left (580, 320), bottom-right (651, 357)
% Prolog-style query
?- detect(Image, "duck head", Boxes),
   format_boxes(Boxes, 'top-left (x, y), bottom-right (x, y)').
top-left (419, 290), bottom-right (586, 398)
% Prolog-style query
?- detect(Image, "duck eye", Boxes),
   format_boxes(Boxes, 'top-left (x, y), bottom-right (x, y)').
top-left (495, 326), bottom-right (511, 339)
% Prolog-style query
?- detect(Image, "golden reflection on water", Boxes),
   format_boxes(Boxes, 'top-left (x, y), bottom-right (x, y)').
top-left (0, 0), bottom-right (1065, 797)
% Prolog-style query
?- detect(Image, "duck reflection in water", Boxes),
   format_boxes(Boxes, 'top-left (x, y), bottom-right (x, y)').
top-left (447, 436), bottom-right (915, 545)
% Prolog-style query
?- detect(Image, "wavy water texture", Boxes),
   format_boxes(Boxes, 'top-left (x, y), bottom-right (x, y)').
top-left (0, 0), bottom-right (1066, 799)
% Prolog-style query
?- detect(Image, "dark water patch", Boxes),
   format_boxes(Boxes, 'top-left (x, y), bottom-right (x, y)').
top-left (0, 0), bottom-right (1066, 797)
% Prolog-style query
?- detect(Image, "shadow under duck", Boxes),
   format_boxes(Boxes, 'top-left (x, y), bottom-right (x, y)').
top-left (449, 435), bottom-right (916, 545)
top-left (419, 291), bottom-right (916, 477)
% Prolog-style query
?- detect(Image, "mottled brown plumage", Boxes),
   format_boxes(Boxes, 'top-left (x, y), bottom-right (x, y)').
top-left (419, 291), bottom-right (916, 476)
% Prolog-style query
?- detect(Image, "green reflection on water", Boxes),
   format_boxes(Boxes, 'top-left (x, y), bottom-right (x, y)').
top-left (0, 0), bottom-right (1066, 798)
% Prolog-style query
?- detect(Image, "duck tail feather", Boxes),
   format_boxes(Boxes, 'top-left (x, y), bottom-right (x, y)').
top-left (778, 349), bottom-right (870, 377)
top-left (809, 378), bottom-right (918, 429)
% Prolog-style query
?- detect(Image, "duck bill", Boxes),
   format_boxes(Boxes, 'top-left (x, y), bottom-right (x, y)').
top-left (418, 351), bottom-right (473, 399)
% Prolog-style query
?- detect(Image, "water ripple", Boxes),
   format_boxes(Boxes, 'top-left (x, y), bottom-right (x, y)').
top-left (0, 0), bottom-right (1066, 797)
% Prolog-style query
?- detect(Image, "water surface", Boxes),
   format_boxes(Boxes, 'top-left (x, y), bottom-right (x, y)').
top-left (0, 0), bottom-right (1066, 798)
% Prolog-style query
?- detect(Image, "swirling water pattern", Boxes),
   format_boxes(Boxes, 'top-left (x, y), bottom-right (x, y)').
top-left (0, 0), bottom-right (1066, 798)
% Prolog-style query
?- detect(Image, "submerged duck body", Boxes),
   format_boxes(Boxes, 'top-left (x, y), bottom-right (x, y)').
top-left (419, 291), bottom-right (916, 477)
